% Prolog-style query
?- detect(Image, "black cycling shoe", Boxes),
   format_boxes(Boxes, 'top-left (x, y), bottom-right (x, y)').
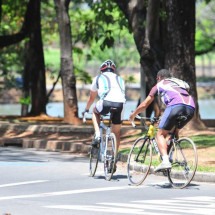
top-left (108, 161), bottom-right (117, 173)
top-left (92, 137), bottom-right (101, 148)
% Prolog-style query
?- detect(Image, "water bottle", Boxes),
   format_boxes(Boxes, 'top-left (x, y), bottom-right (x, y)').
top-left (148, 125), bottom-right (155, 138)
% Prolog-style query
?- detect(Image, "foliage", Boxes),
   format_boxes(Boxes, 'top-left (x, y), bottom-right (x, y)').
top-left (0, 43), bottom-right (25, 89)
top-left (19, 96), bottom-right (31, 105)
top-left (0, 0), bottom-right (28, 35)
top-left (1, 0), bottom-right (215, 90)
top-left (124, 75), bottom-right (137, 84)
top-left (70, 1), bottom-right (139, 71)
top-left (195, 0), bottom-right (215, 54)
top-left (0, 1), bottom-right (28, 87)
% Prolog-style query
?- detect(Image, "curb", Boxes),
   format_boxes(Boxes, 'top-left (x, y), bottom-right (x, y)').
top-left (0, 122), bottom-right (94, 134)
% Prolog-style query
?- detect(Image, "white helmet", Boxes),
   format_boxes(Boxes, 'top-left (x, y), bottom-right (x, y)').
top-left (99, 59), bottom-right (116, 73)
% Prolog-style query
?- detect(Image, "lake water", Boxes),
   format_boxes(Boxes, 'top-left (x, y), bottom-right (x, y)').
top-left (0, 99), bottom-right (214, 120)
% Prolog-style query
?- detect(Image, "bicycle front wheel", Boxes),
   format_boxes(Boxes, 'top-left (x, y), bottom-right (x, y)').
top-left (167, 137), bottom-right (198, 189)
top-left (127, 137), bottom-right (152, 186)
top-left (89, 145), bottom-right (100, 177)
top-left (104, 133), bottom-right (117, 181)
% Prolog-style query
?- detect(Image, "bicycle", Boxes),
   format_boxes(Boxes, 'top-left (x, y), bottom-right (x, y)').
top-left (83, 108), bottom-right (118, 181)
top-left (127, 115), bottom-right (198, 189)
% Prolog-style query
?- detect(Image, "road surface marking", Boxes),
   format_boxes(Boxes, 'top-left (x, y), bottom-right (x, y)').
top-left (45, 204), bottom-right (168, 215)
top-left (44, 196), bottom-right (215, 215)
top-left (0, 161), bottom-right (48, 166)
top-left (0, 185), bottom-right (140, 201)
top-left (0, 180), bottom-right (49, 188)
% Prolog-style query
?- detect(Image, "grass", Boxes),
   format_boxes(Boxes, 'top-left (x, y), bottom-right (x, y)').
top-left (190, 135), bottom-right (215, 148)
top-left (119, 134), bottom-right (215, 172)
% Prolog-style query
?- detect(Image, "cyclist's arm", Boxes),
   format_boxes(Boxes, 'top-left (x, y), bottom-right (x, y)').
top-left (129, 95), bottom-right (154, 121)
top-left (85, 90), bottom-right (98, 111)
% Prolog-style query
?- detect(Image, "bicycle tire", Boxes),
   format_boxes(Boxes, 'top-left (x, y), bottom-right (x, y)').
top-left (89, 145), bottom-right (100, 177)
top-left (167, 137), bottom-right (198, 189)
top-left (127, 137), bottom-right (152, 186)
top-left (104, 133), bottom-right (117, 181)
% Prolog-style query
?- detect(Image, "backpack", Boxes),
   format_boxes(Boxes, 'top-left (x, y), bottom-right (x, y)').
top-left (166, 77), bottom-right (190, 90)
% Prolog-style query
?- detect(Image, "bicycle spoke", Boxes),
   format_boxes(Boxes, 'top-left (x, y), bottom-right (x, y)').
top-left (167, 137), bottom-right (198, 189)
top-left (89, 145), bottom-right (100, 177)
top-left (104, 133), bottom-right (117, 181)
top-left (127, 137), bottom-right (152, 186)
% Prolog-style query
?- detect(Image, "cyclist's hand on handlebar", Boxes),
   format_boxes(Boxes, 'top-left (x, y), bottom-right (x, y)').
top-left (82, 109), bottom-right (89, 116)
top-left (129, 112), bottom-right (135, 122)
top-left (82, 109), bottom-right (89, 123)
top-left (129, 112), bottom-right (136, 128)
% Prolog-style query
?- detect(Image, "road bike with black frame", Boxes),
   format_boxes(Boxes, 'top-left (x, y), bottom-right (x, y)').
top-left (83, 108), bottom-right (117, 181)
top-left (127, 115), bottom-right (198, 189)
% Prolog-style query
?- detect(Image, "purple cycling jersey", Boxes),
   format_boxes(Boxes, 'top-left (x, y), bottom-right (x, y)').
top-left (149, 79), bottom-right (195, 108)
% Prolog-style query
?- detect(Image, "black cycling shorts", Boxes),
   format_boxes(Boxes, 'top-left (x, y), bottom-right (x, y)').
top-left (159, 104), bottom-right (195, 130)
top-left (95, 100), bottom-right (124, 124)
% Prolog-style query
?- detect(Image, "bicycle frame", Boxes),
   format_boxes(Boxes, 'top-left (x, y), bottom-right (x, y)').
top-left (99, 117), bottom-right (112, 161)
top-left (83, 110), bottom-right (117, 181)
top-left (128, 115), bottom-right (198, 188)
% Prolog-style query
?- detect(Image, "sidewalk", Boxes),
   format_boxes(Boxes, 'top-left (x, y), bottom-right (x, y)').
top-left (0, 120), bottom-right (214, 184)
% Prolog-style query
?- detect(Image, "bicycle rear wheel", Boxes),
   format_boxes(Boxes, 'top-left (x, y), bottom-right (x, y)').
top-left (127, 137), bottom-right (152, 186)
top-left (104, 133), bottom-right (117, 181)
top-left (89, 145), bottom-right (100, 177)
top-left (167, 137), bottom-right (198, 189)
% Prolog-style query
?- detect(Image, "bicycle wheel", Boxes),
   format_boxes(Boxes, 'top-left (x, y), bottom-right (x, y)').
top-left (89, 145), bottom-right (100, 177)
top-left (167, 137), bottom-right (198, 189)
top-left (127, 137), bottom-right (152, 186)
top-left (104, 133), bottom-right (117, 181)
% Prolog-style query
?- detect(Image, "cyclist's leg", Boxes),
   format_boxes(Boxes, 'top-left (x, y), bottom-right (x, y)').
top-left (156, 105), bottom-right (194, 172)
top-left (111, 123), bottom-right (121, 150)
top-left (92, 110), bottom-right (100, 137)
top-left (156, 128), bottom-right (169, 157)
top-left (92, 100), bottom-right (104, 145)
top-left (155, 106), bottom-right (177, 171)
top-left (157, 106), bottom-right (175, 156)
top-left (111, 102), bottom-right (124, 150)
top-left (93, 100), bottom-right (110, 137)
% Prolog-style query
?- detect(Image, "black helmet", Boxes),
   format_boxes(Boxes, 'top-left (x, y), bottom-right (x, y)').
top-left (99, 59), bottom-right (116, 73)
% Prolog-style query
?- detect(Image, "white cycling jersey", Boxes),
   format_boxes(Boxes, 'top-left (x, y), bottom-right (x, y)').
top-left (91, 72), bottom-right (126, 103)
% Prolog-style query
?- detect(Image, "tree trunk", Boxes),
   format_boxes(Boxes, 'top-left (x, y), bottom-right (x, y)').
top-left (28, 0), bottom-right (47, 115)
top-left (115, 0), bottom-right (163, 118)
top-left (164, 0), bottom-right (205, 129)
top-left (54, 0), bottom-right (81, 125)
top-left (115, 0), bottom-right (206, 129)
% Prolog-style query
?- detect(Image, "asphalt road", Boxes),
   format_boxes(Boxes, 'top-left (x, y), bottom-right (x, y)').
top-left (0, 147), bottom-right (215, 215)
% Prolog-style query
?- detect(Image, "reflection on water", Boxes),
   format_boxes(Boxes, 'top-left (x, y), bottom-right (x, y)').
top-left (0, 99), bottom-right (215, 120)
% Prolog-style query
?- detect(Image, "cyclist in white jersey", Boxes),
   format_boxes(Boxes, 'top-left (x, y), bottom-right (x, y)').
top-left (129, 69), bottom-right (195, 172)
top-left (84, 60), bottom-right (126, 152)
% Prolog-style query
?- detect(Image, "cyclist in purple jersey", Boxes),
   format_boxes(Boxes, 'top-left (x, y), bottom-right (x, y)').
top-left (129, 69), bottom-right (195, 172)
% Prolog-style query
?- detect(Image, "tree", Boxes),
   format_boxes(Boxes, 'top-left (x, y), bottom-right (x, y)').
top-left (114, 0), bottom-right (164, 117)
top-left (54, 0), bottom-right (81, 124)
top-left (27, 0), bottom-right (47, 115)
top-left (163, 0), bottom-right (205, 128)
top-left (113, 0), bottom-right (206, 129)
top-left (0, 0), bottom-right (47, 116)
